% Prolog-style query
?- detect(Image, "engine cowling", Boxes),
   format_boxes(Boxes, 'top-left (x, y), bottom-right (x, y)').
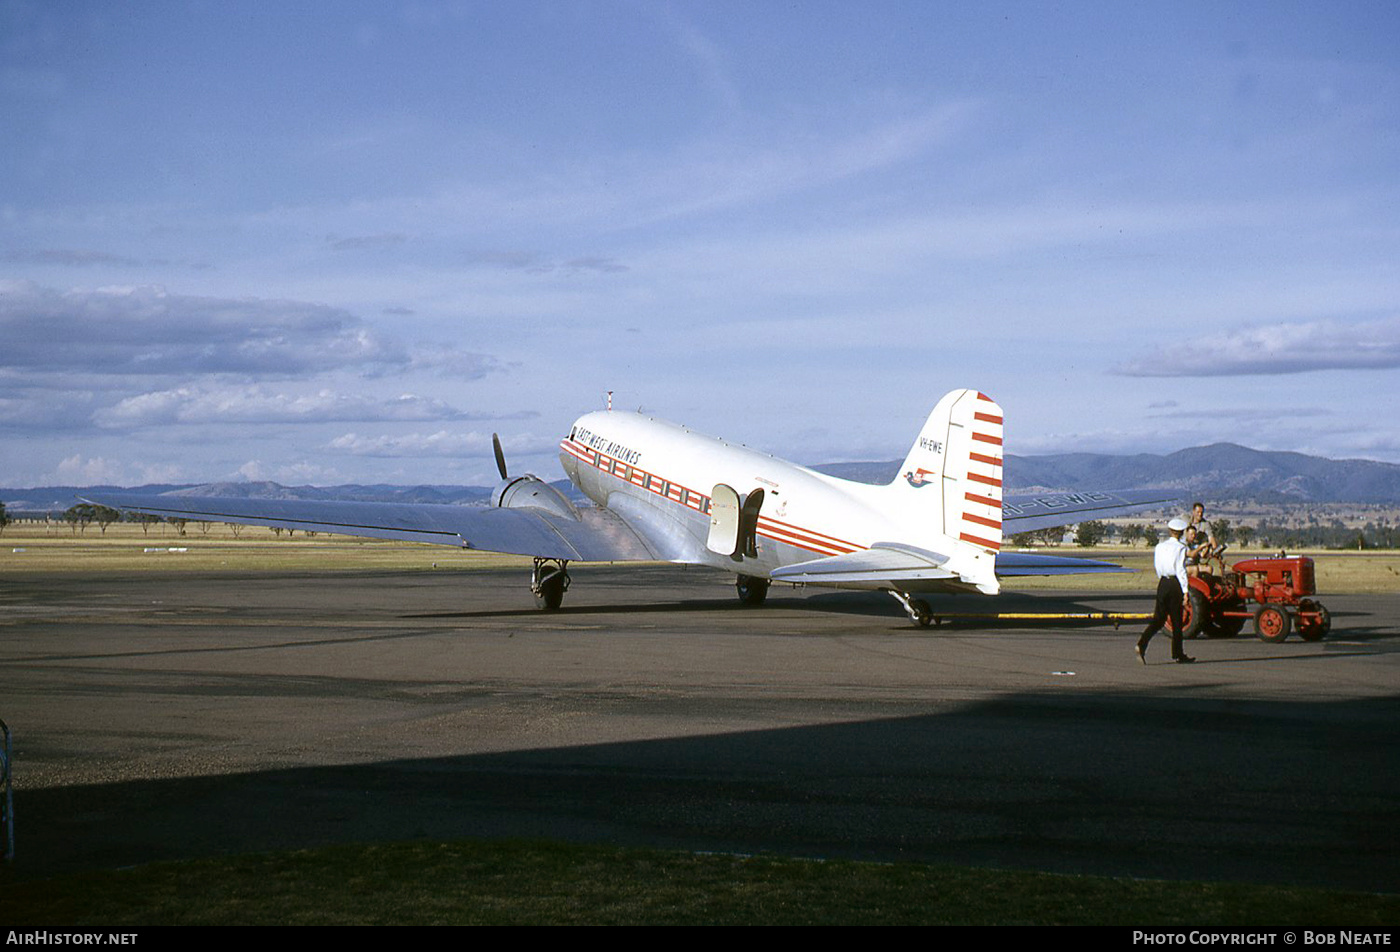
top-left (491, 475), bottom-right (579, 519)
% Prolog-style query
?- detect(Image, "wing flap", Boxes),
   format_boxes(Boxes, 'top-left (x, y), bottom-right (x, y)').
top-left (83, 492), bottom-right (660, 563)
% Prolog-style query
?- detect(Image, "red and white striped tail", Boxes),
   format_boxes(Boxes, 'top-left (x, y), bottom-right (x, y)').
top-left (950, 391), bottom-right (1004, 555)
top-left (892, 389), bottom-right (1003, 593)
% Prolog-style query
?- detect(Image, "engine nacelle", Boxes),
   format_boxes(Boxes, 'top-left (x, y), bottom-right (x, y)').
top-left (491, 475), bottom-right (580, 519)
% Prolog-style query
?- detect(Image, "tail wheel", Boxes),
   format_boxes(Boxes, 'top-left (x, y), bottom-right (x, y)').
top-left (735, 575), bottom-right (771, 607)
top-left (908, 598), bottom-right (933, 628)
top-left (1253, 604), bottom-right (1291, 643)
top-left (1296, 600), bottom-right (1331, 641)
top-left (1182, 589), bottom-right (1208, 639)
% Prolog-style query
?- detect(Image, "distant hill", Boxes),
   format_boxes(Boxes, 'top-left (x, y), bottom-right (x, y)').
top-left (6, 442), bottom-right (1400, 511)
top-left (817, 442), bottom-right (1400, 503)
top-left (162, 480), bottom-right (495, 505)
top-left (3, 480), bottom-right (538, 514)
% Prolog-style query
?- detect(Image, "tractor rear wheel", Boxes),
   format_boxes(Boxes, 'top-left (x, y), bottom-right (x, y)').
top-left (1182, 590), bottom-right (1208, 639)
top-left (1207, 605), bottom-right (1247, 638)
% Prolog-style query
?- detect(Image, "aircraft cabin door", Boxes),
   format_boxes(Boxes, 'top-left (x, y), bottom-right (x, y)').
top-left (706, 483), bottom-right (741, 556)
top-left (706, 484), bottom-right (764, 559)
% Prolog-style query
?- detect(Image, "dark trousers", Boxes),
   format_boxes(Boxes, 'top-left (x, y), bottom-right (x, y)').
top-left (1139, 576), bottom-right (1185, 659)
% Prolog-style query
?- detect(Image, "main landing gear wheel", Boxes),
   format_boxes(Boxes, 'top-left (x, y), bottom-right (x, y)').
top-left (735, 575), bottom-right (770, 606)
top-left (531, 558), bottom-right (570, 611)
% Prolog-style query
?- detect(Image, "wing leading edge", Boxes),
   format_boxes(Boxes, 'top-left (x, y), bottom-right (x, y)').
top-left (82, 492), bottom-right (660, 563)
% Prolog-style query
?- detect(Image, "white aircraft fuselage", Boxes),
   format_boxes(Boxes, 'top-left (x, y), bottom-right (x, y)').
top-left (558, 388), bottom-right (1006, 598)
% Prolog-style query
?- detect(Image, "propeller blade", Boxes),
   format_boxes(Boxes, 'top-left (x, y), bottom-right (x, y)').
top-left (492, 433), bottom-right (509, 480)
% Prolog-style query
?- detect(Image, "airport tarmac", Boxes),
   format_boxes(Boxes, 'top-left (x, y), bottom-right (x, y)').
top-left (2, 563), bottom-right (1397, 891)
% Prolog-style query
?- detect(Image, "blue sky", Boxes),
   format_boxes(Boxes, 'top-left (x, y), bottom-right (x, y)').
top-left (3, 1), bottom-right (1398, 487)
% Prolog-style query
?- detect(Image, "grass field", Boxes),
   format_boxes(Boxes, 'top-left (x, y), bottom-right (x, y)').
top-left (0, 522), bottom-right (534, 574)
top-left (5, 840), bottom-right (1395, 926)
top-left (4, 522), bottom-right (1398, 592)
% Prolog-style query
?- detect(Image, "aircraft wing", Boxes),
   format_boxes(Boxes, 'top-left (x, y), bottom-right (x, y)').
top-left (1002, 489), bottom-right (1178, 534)
top-left (82, 492), bottom-right (662, 563)
top-left (993, 552), bottom-right (1128, 575)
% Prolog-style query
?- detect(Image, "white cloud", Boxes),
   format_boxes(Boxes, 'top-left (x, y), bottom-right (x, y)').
top-left (0, 281), bottom-right (408, 377)
top-left (93, 386), bottom-right (471, 428)
top-left (326, 430), bottom-right (555, 459)
top-left (1116, 314), bottom-right (1400, 377)
top-left (53, 454), bottom-right (184, 486)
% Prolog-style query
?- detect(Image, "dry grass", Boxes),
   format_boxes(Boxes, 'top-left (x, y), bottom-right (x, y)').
top-left (6, 840), bottom-right (1394, 926)
top-left (0, 522), bottom-right (533, 574)
top-left (4, 524), bottom-right (1397, 592)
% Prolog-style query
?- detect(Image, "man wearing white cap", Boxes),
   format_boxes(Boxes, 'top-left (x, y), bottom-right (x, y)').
top-left (1136, 517), bottom-right (1195, 664)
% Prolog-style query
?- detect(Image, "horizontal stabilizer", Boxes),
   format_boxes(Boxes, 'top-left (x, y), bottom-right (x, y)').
top-left (994, 551), bottom-right (1129, 576)
top-left (1002, 488), bottom-right (1178, 534)
top-left (770, 542), bottom-right (957, 586)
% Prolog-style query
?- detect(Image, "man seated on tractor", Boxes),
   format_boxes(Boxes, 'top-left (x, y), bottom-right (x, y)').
top-left (1184, 524), bottom-right (1211, 575)
top-left (1188, 501), bottom-right (1227, 574)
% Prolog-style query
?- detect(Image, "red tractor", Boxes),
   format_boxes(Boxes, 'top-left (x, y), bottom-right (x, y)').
top-left (1180, 555), bottom-right (1331, 643)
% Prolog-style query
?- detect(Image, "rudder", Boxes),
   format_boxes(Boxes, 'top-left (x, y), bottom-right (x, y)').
top-left (892, 389), bottom-right (1004, 593)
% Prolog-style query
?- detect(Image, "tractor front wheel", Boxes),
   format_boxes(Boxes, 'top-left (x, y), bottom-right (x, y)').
top-left (1254, 605), bottom-right (1292, 643)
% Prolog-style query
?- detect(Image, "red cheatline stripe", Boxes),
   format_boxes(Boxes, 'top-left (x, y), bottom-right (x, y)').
top-left (758, 521), bottom-right (860, 554)
top-left (963, 512), bottom-right (1002, 530)
top-left (758, 516), bottom-right (861, 549)
top-left (759, 532), bottom-right (848, 557)
top-left (973, 411), bottom-right (1003, 425)
top-left (564, 439), bottom-right (864, 554)
top-left (972, 431), bottom-right (1003, 446)
top-left (969, 452), bottom-right (1002, 467)
top-left (965, 491), bottom-right (1001, 508)
top-left (960, 532), bottom-right (1001, 551)
top-left (757, 522), bottom-right (850, 554)
top-left (977, 392), bottom-right (994, 401)
top-left (968, 472), bottom-right (1002, 487)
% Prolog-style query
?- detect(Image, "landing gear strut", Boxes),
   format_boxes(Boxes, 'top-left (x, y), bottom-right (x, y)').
top-left (532, 558), bottom-right (570, 610)
top-left (889, 590), bottom-right (934, 627)
top-left (735, 574), bottom-right (770, 606)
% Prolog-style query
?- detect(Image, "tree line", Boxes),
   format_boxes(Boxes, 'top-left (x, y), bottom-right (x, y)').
top-left (1011, 517), bottom-right (1397, 550)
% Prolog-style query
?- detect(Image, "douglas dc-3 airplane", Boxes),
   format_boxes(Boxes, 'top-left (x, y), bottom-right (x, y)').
top-left (88, 388), bottom-right (1172, 626)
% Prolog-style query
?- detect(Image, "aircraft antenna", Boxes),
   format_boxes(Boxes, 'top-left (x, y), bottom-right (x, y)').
top-left (606, 390), bottom-right (613, 411)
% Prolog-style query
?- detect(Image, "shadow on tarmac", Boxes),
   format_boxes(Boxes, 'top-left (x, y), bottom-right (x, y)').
top-left (10, 689), bottom-right (1398, 892)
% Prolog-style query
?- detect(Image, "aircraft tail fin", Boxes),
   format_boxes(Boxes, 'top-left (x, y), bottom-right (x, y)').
top-left (890, 389), bottom-right (1004, 593)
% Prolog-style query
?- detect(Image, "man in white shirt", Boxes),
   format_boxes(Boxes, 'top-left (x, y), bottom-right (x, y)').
top-left (1136, 517), bottom-right (1195, 664)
